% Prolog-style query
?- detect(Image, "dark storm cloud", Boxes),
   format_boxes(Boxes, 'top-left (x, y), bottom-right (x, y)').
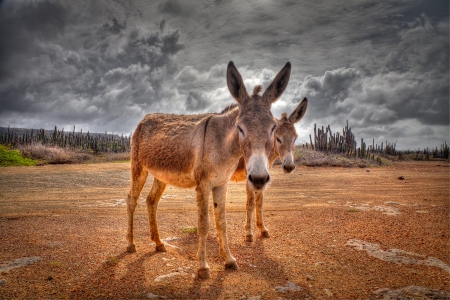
top-left (158, 0), bottom-right (198, 17)
top-left (298, 13), bottom-right (449, 128)
top-left (0, 1), bottom-right (67, 87)
top-left (0, 0), bottom-right (185, 132)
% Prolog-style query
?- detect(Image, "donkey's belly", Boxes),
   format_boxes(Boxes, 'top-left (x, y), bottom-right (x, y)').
top-left (148, 169), bottom-right (197, 189)
top-left (230, 168), bottom-right (247, 182)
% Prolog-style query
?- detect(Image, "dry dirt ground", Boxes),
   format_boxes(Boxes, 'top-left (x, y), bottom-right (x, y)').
top-left (0, 161), bottom-right (449, 299)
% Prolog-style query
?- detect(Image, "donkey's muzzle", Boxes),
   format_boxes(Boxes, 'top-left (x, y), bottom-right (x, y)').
top-left (248, 174), bottom-right (270, 191)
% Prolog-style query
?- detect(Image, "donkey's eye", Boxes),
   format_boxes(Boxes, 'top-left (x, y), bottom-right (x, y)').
top-left (271, 125), bottom-right (276, 134)
top-left (237, 126), bottom-right (245, 136)
top-left (276, 138), bottom-right (282, 143)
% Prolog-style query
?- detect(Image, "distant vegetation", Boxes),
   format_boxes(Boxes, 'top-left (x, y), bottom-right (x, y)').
top-left (0, 126), bottom-right (130, 166)
top-left (300, 121), bottom-right (449, 164)
top-left (0, 126), bottom-right (130, 153)
top-left (0, 123), bottom-right (448, 167)
top-left (292, 148), bottom-right (390, 168)
top-left (396, 146), bottom-right (449, 161)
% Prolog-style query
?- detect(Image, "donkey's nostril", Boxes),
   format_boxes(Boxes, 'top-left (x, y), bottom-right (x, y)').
top-left (248, 174), bottom-right (253, 183)
top-left (247, 173), bottom-right (270, 190)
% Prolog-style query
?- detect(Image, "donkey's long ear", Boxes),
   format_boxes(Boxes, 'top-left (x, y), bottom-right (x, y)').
top-left (262, 62), bottom-right (291, 105)
top-left (289, 98), bottom-right (308, 123)
top-left (227, 61), bottom-right (248, 104)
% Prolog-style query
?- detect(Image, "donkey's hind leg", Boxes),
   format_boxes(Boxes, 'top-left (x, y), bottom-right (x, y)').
top-left (146, 178), bottom-right (167, 252)
top-left (127, 165), bottom-right (148, 253)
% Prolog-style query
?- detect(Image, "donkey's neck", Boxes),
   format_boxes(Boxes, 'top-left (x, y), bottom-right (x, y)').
top-left (204, 107), bottom-right (241, 166)
top-left (268, 147), bottom-right (279, 167)
top-left (219, 107), bottom-right (241, 157)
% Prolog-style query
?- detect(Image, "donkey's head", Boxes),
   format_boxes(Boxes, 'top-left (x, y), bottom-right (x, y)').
top-left (275, 98), bottom-right (308, 173)
top-left (227, 61), bottom-right (291, 191)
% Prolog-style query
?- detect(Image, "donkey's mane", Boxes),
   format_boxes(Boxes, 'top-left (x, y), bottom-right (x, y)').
top-left (220, 103), bottom-right (238, 114)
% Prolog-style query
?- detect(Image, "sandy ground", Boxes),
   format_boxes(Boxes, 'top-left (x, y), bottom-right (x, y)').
top-left (0, 161), bottom-right (449, 299)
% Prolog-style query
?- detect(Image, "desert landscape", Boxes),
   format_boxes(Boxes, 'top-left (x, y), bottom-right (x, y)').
top-left (0, 161), bottom-right (449, 299)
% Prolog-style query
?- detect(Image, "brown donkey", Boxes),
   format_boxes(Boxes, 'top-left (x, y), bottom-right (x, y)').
top-left (126, 61), bottom-right (291, 279)
top-left (230, 98), bottom-right (308, 242)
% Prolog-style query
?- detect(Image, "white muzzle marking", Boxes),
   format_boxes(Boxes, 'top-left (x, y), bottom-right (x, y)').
top-left (246, 154), bottom-right (270, 191)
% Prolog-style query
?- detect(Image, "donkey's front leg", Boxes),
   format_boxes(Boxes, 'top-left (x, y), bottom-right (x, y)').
top-left (212, 184), bottom-right (238, 270)
top-left (126, 168), bottom-right (148, 253)
top-left (244, 181), bottom-right (256, 242)
top-left (196, 184), bottom-right (211, 279)
top-left (255, 191), bottom-right (270, 238)
top-left (146, 178), bottom-right (167, 252)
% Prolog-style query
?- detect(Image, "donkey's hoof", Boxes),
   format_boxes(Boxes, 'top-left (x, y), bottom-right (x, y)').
top-left (127, 244), bottom-right (136, 253)
top-left (156, 244), bottom-right (167, 252)
top-left (225, 261), bottom-right (239, 270)
top-left (261, 231), bottom-right (270, 238)
top-left (245, 234), bottom-right (254, 242)
top-left (197, 268), bottom-right (211, 279)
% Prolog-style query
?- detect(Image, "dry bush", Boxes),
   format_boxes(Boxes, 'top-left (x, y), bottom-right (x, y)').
top-left (17, 143), bottom-right (130, 164)
top-left (103, 151), bottom-right (130, 162)
top-left (294, 148), bottom-right (388, 167)
top-left (89, 151), bottom-right (130, 163)
top-left (18, 144), bottom-right (91, 164)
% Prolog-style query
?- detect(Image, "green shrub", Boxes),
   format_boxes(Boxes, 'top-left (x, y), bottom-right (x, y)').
top-left (0, 145), bottom-right (36, 166)
top-left (106, 256), bottom-right (119, 266)
top-left (180, 227), bottom-right (197, 234)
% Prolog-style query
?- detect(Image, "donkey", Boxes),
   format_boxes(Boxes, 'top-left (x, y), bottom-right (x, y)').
top-left (230, 98), bottom-right (308, 242)
top-left (126, 61), bottom-right (291, 279)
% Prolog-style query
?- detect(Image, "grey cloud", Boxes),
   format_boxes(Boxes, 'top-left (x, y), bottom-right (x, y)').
top-left (98, 63), bottom-right (155, 105)
top-left (385, 14), bottom-right (449, 74)
top-left (296, 65), bottom-right (447, 130)
top-left (296, 67), bottom-right (362, 119)
top-left (102, 18), bottom-right (127, 35)
top-left (258, 69), bottom-right (277, 90)
top-left (174, 64), bottom-right (231, 112)
top-left (186, 90), bottom-right (210, 111)
top-left (176, 64), bottom-right (226, 87)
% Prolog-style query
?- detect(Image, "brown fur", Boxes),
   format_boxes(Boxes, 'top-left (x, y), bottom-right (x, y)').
top-left (126, 61), bottom-right (292, 279)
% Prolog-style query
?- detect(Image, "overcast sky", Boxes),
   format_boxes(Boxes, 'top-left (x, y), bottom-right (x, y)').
top-left (0, 0), bottom-right (448, 150)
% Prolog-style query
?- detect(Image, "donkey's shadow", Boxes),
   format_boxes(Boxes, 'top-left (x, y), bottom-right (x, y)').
top-left (180, 231), bottom-right (314, 299)
top-left (69, 249), bottom-right (161, 299)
